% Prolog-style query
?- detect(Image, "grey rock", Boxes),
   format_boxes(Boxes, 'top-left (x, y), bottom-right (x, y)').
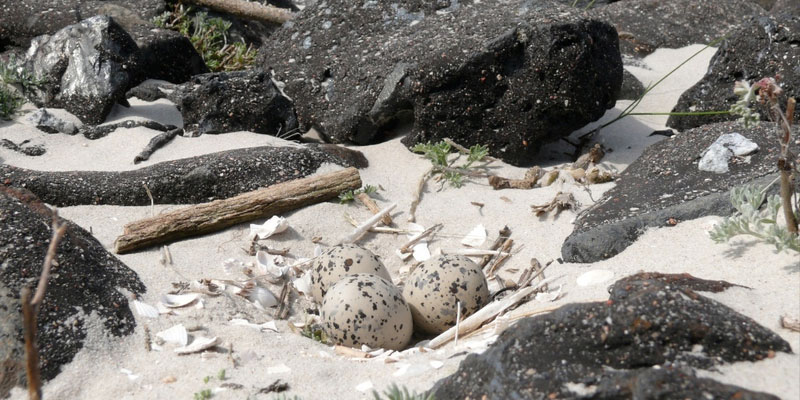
top-left (0, 0), bottom-right (165, 50)
top-left (561, 121), bottom-right (786, 263)
top-left (0, 186), bottom-right (145, 380)
top-left (259, 0), bottom-right (622, 166)
top-left (0, 144), bottom-right (366, 206)
top-left (0, 139), bottom-right (46, 157)
top-left (668, 15), bottom-right (800, 131)
top-left (27, 108), bottom-right (80, 135)
top-left (589, 0), bottom-right (767, 58)
top-left (0, 284), bottom-right (24, 398)
top-left (23, 16), bottom-right (141, 125)
top-left (431, 272), bottom-right (789, 399)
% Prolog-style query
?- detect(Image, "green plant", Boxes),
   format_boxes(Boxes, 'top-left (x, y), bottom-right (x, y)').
top-left (300, 323), bottom-right (328, 344)
top-left (153, 3), bottom-right (256, 72)
top-left (339, 184), bottom-right (378, 203)
top-left (194, 388), bottom-right (213, 400)
top-left (710, 185), bottom-right (799, 252)
top-left (372, 384), bottom-right (434, 400)
top-left (411, 140), bottom-right (490, 188)
top-left (0, 55), bottom-right (45, 120)
top-left (217, 368), bottom-right (226, 380)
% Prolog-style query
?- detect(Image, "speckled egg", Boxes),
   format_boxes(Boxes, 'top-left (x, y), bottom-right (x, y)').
top-left (320, 273), bottom-right (413, 350)
top-left (402, 255), bottom-right (490, 335)
top-left (310, 243), bottom-right (391, 303)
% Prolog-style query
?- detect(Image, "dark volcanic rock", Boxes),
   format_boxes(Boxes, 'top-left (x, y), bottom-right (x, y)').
top-left (0, 284), bottom-right (24, 398)
top-left (0, 0), bottom-right (165, 50)
top-left (26, 108), bottom-right (80, 135)
top-left (667, 15), bottom-right (800, 131)
top-left (590, 0), bottom-right (767, 58)
top-left (22, 16), bottom-right (141, 125)
top-left (259, 0), bottom-right (622, 166)
top-left (175, 70), bottom-right (297, 135)
top-left (561, 121), bottom-right (789, 263)
top-left (0, 145), bottom-right (366, 206)
top-left (0, 186), bottom-right (145, 381)
top-left (128, 25), bottom-right (209, 84)
top-left (619, 69), bottom-right (645, 100)
top-left (431, 272), bottom-right (789, 399)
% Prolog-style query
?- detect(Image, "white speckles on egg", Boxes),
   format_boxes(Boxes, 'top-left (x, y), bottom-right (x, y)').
top-left (320, 274), bottom-right (413, 350)
top-left (402, 255), bottom-right (489, 335)
top-left (310, 243), bottom-right (390, 303)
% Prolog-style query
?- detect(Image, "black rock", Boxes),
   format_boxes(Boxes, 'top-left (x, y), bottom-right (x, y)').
top-left (589, 0), bottom-right (767, 58)
top-left (22, 16), bottom-right (141, 125)
top-left (561, 121), bottom-right (787, 263)
top-left (667, 15), bottom-right (800, 131)
top-left (0, 144), bottom-right (366, 206)
top-left (619, 69), bottom-right (645, 101)
top-left (431, 272), bottom-right (789, 399)
top-left (0, 0), bottom-right (165, 51)
top-left (0, 186), bottom-right (145, 381)
top-left (259, 0), bottom-right (622, 166)
top-left (175, 70), bottom-right (297, 136)
top-left (128, 25), bottom-right (209, 84)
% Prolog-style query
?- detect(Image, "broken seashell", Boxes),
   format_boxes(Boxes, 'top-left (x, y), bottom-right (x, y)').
top-left (240, 285), bottom-right (278, 309)
top-left (292, 273), bottom-right (312, 296)
top-left (250, 216), bottom-right (289, 240)
top-left (429, 360), bottom-right (444, 369)
top-left (576, 269), bottom-right (614, 287)
top-left (133, 300), bottom-right (159, 319)
top-left (355, 381), bottom-right (374, 392)
top-left (174, 336), bottom-right (220, 354)
top-left (256, 250), bottom-right (289, 278)
top-left (156, 324), bottom-right (189, 346)
top-left (461, 224), bottom-right (487, 247)
top-left (160, 293), bottom-right (200, 308)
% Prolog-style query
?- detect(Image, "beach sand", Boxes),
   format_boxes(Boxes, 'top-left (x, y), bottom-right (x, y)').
top-left (2, 44), bottom-right (798, 399)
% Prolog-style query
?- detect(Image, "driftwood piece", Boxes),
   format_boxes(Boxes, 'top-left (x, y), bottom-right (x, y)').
top-left (356, 193), bottom-right (393, 226)
top-left (184, 0), bottom-right (293, 24)
top-left (134, 128), bottom-right (181, 164)
top-left (115, 168), bottom-right (361, 253)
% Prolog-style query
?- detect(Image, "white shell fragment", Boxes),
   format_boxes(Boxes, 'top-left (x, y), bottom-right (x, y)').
top-left (229, 319), bottom-right (279, 333)
top-left (246, 286), bottom-right (279, 309)
top-left (156, 324), bottom-right (189, 346)
top-left (256, 251), bottom-right (289, 278)
top-left (461, 224), bottom-right (487, 247)
top-left (266, 364), bottom-right (292, 374)
top-left (132, 300), bottom-right (159, 319)
top-left (355, 380), bottom-right (374, 392)
top-left (292, 273), bottom-right (312, 295)
top-left (576, 270), bottom-right (614, 287)
top-left (174, 336), bottom-right (220, 354)
top-left (250, 216), bottom-right (289, 239)
top-left (119, 368), bottom-right (139, 381)
top-left (160, 293), bottom-right (200, 308)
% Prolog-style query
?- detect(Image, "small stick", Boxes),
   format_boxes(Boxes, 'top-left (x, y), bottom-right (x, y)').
top-left (21, 288), bottom-right (41, 400)
top-left (441, 249), bottom-right (511, 257)
top-left (32, 213), bottom-right (68, 306)
top-left (274, 282), bottom-right (291, 320)
top-left (340, 203), bottom-right (397, 244)
top-left (143, 184), bottom-right (155, 216)
top-left (356, 193), bottom-right (393, 226)
top-left (519, 260), bottom-right (552, 289)
top-left (144, 324), bottom-right (152, 352)
top-left (408, 167), bottom-right (433, 222)
top-left (484, 238), bottom-right (513, 277)
top-left (479, 227), bottom-right (511, 269)
top-left (134, 128), bottom-right (181, 164)
top-left (443, 138), bottom-right (498, 162)
top-left (183, 0), bottom-right (293, 24)
top-left (781, 315), bottom-right (800, 333)
top-left (334, 345), bottom-right (372, 359)
top-left (428, 277), bottom-right (556, 349)
top-left (454, 301), bottom-right (462, 347)
top-left (399, 224), bottom-right (441, 253)
top-left (344, 213), bottom-right (405, 233)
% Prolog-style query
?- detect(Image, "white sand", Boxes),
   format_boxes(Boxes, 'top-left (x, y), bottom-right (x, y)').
top-left (2, 44), bottom-right (798, 399)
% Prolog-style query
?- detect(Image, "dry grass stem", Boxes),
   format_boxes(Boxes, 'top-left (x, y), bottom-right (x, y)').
top-left (399, 223), bottom-right (442, 253)
top-left (479, 226), bottom-right (511, 269)
top-left (356, 192), bottom-right (393, 225)
top-left (408, 167), bottom-right (433, 222)
top-left (341, 203), bottom-right (397, 244)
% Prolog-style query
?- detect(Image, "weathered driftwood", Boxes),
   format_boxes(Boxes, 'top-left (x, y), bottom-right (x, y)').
top-left (184, 0), bottom-right (293, 24)
top-left (356, 192), bottom-right (393, 226)
top-left (115, 168), bottom-right (361, 253)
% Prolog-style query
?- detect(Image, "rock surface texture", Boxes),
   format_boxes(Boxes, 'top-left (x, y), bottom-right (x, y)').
top-left (0, 186), bottom-right (145, 381)
top-left (0, 145), bottom-right (366, 206)
top-left (128, 25), bottom-right (209, 84)
top-left (668, 14), bottom-right (800, 131)
top-left (561, 121), bottom-right (790, 263)
top-left (431, 272), bottom-right (790, 399)
top-left (22, 16), bottom-right (141, 125)
top-left (588, 0), bottom-right (767, 58)
top-left (0, 0), bottom-right (165, 50)
top-left (259, 0), bottom-right (622, 166)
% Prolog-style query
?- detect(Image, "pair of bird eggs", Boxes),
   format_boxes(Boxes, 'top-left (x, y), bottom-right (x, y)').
top-left (310, 244), bottom-right (490, 350)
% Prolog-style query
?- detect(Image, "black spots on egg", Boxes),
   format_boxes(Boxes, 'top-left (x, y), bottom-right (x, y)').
top-left (310, 243), bottom-right (390, 303)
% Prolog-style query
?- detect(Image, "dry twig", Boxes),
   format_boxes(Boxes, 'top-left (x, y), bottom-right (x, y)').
top-left (479, 227), bottom-right (511, 269)
top-left (183, 0), bottom-right (293, 24)
top-left (356, 192), bottom-right (393, 226)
